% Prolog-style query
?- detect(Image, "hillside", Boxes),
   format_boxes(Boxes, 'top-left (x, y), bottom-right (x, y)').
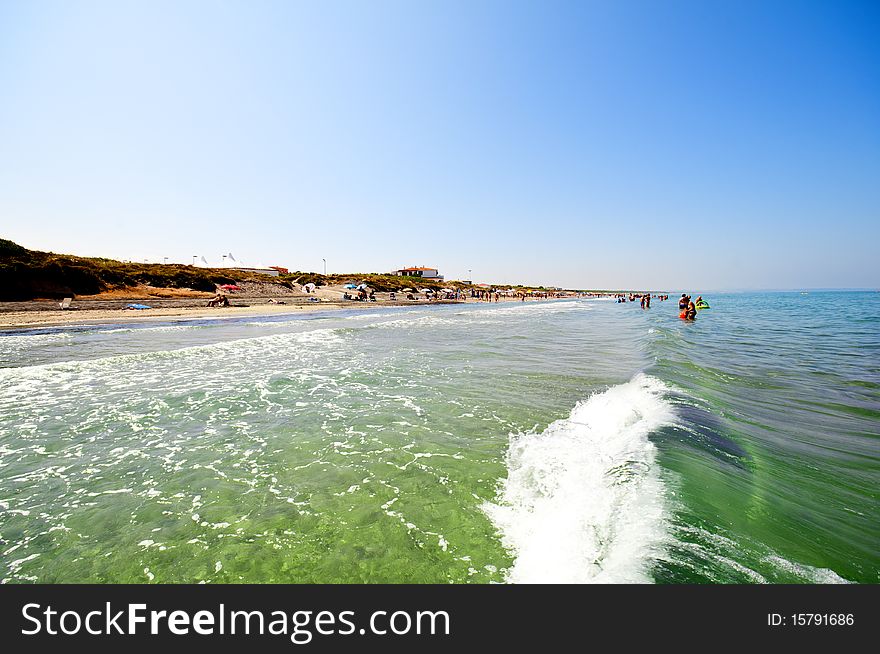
top-left (0, 239), bottom-right (294, 301)
top-left (0, 238), bottom-right (573, 301)
top-left (0, 239), bottom-right (470, 301)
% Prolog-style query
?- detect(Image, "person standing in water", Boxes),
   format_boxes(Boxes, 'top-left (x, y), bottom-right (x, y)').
top-left (679, 293), bottom-right (689, 310)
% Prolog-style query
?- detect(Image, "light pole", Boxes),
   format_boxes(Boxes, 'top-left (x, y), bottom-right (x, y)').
top-left (163, 257), bottom-right (168, 265)
top-left (323, 258), bottom-right (326, 275)
top-left (192, 255), bottom-right (197, 266)
top-left (468, 269), bottom-right (472, 282)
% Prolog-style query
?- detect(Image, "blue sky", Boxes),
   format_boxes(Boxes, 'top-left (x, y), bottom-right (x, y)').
top-left (1, 0), bottom-right (878, 289)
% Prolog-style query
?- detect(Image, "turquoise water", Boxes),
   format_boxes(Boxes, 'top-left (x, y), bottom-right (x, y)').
top-left (0, 292), bottom-right (877, 583)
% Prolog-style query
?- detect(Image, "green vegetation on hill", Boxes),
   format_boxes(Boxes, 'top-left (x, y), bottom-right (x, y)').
top-left (0, 239), bottom-right (291, 301)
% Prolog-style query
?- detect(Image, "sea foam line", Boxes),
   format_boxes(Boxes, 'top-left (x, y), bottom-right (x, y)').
top-left (0, 326), bottom-right (344, 379)
top-left (483, 374), bottom-right (675, 583)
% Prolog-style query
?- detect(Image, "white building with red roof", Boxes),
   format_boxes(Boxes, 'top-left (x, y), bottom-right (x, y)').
top-left (393, 266), bottom-right (444, 281)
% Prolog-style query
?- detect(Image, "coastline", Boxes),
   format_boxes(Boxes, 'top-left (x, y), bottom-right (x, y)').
top-left (0, 300), bottom-right (435, 331)
top-left (0, 295), bottom-right (555, 331)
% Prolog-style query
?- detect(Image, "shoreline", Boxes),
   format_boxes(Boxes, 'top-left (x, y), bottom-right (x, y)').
top-left (0, 295), bottom-right (560, 331)
top-left (0, 300), bottom-right (444, 331)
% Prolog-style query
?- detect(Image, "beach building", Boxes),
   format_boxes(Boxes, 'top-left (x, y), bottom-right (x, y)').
top-left (393, 266), bottom-right (444, 281)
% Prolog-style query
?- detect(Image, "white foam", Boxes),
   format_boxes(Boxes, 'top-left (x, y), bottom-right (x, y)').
top-left (98, 325), bottom-right (202, 335)
top-left (0, 326), bottom-right (344, 382)
top-left (763, 555), bottom-right (852, 584)
top-left (483, 374), bottom-right (674, 583)
top-left (467, 300), bottom-right (582, 316)
top-left (342, 311), bottom-right (408, 321)
top-left (0, 332), bottom-right (73, 361)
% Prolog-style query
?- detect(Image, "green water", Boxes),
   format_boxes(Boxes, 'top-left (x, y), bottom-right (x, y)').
top-left (0, 293), bottom-right (877, 583)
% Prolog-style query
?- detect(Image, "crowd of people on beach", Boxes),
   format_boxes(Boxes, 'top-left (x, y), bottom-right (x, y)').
top-left (204, 281), bottom-right (704, 318)
top-left (343, 288), bottom-right (376, 301)
top-left (470, 289), bottom-right (569, 302)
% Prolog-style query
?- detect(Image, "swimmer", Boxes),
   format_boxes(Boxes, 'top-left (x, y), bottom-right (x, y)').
top-left (679, 293), bottom-right (689, 310)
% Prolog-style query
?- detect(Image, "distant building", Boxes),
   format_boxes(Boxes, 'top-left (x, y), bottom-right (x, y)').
top-left (269, 266), bottom-right (289, 275)
top-left (393, 266), bottom-right (444, 281)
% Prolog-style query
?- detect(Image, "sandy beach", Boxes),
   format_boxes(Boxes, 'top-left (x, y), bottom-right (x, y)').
top-left (0, 292), bottom-right (554, 330)
top-left (0, 298), bottom-right (436, 330)
top-left (0, 302), bottom-right (354, 330)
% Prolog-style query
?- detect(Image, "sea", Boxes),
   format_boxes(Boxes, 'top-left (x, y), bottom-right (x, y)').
top-left (0, 291), bottom-right (877, 583)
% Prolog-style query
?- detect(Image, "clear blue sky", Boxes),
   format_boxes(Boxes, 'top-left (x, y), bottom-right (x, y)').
top-left (1, 0), bottom-right (878, 290)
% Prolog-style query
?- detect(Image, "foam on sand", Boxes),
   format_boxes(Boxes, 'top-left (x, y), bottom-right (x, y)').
top-left (484, 374), bottom-right (675, 583)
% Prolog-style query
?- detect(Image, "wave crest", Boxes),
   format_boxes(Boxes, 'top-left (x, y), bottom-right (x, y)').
top-left (483, 374), bottom-right (675, 583)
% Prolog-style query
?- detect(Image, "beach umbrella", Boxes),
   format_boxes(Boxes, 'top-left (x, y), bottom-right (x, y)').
top-left (356, 283), bottom-right (368, 290)
top-left (344, 283), bottom-right (357, 289)
top-left (400, 288), bottom-right (413, 292)
top-left (219, 284), bottom-right (241, 291)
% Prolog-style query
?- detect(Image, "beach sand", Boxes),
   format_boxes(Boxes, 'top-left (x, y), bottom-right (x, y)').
top-left (0, 299), bottom-right (451, 330)
top-left (0, 275), bottom-right (578, 330)
top-left (0, 292), bottom-right (561, 330)
top-left (0, 302), bottom-right (352, 330)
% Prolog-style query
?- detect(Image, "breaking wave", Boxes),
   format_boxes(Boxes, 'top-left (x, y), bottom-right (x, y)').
top-left (484, 374), bottom-right (675, 583)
